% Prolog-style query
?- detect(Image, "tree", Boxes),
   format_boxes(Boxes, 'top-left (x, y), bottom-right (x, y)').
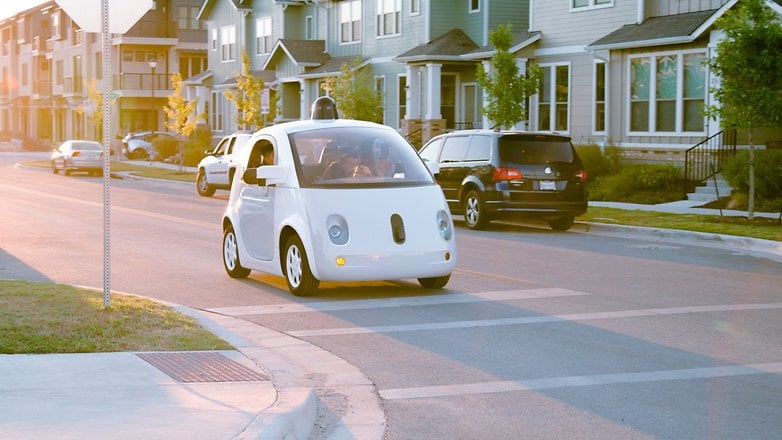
top-left (705, 0), bottom-right (782, 218)
top-left (224, 52), bottom-right (266, 130)
top-left (324, 57), bottom-right (383, 122)
top-left (476, 23), bottom-right (543, 130)
top-left (77, 79), bottom-right (115, 141)
top-left (163, 72), bottom-right (205, 170)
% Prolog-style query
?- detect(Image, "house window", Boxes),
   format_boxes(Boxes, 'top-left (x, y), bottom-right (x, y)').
top-left (211, 91), bottom-right (223, 132)
top-left (256, 16), bottom-right (272, 54)
top-left (629, 51), bottom-right (706, 134)
top-left (340, 0), bottom-right (361, 43)
top-left (398, 75), bottom-right (406, 123)
top-left (178, 6), bottom-right (201, 30)
top-left (411, 0), bottom-right (420, 15)
top-left (594, 61), bottom-right (606, 133)
top-left (221, 26), bottom-right (236, 61)
top-left (51, 11), bottom-right (62, 40)
top-left (56, 60), bottom-right (63, 85)
top-left (572, 0), bottom-right (613, 9)
top-left (306, 16), bottom-right (313, 39)
top-left (211, 28), bottom-right (217, 51)
top-left (376, 0), bottom-right (401, 37)
top-left (469, 0), bottom-right (480, 13)
top-left (538, 64), bottom-right (570, 132)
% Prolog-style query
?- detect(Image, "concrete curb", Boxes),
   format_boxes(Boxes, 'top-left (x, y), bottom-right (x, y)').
top-left (575, 221), bottom-right (782, 263)
top-left (236, 388), bottom-right (318, 440)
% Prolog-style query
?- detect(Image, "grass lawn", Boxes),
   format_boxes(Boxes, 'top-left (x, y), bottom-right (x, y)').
top-left (0, 280), bottom-right (232, 354)
top-left (580, 207), bottom-right (781, 242)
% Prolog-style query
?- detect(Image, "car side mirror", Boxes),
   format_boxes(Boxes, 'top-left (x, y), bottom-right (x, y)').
top-left (256, 164), bottom-right (287, 186)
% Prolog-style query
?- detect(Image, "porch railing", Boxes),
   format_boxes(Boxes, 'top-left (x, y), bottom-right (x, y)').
top-left (683, 129), bottom-right (737, 196)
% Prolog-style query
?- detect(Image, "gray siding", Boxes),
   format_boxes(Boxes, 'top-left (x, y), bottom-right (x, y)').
top-left (532, 0), bottom-right (636, 48)
top-left (649, 0), bottom-right (728, 17)
top-left (489, 0), bottom-right (529, 39)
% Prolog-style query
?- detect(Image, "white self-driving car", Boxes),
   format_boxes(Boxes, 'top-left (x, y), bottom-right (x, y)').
top-left (221, 97), bottom-right (456, 296)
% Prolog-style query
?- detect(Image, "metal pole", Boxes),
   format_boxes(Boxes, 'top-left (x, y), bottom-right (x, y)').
top-left (102, 0), bottom-right (111, 308)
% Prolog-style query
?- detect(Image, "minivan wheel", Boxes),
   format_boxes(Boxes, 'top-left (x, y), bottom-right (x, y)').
top-left (283, 235), bottom-right (319, 297)
top-left (196, 170), bottom-right (216, 197)
top-left (463, 189), bottom-right (489, 230)
top-left (548, 216), bottom-right (575, 231)
top-left (223, 224), bottom-right (251, 278)
top-left (418, 274), bottom-right (451, 289)
top-left (52, 161), bottom-right (59, 174)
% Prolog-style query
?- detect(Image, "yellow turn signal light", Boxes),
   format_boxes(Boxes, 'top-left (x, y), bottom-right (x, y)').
top-left (335, 256), bottom-right (346, 267)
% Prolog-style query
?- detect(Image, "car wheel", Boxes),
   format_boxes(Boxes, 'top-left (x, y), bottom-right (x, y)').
top-left (418, 274), bottom-right (451, 289)
top-left (283, 235), bottom-right (319, 297)
top-left (51, 161), bottom-right (58, 174)
top-left (548, 216), bottom-right (575, 231)
top-left (463, 189), bottom-right (489, 230)
top-left (64, 167), bottom-right (71, 176)
top-left (196, 170), bottom-right (216, 197)
top-left (223, 224), bottom-right (251, 278)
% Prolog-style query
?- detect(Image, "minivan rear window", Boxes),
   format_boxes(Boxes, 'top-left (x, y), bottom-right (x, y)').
top-left (499, 137), bottom-right (574, 164)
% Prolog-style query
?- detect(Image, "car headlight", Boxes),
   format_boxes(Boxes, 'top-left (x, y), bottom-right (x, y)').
top-left (326, 214), bottom-right (349, 245)
top-left (437, 210), bottom-right (452, 241)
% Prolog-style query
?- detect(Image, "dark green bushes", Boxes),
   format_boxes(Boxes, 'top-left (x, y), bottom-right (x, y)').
top-left (720, 149), bottom-right (782, 211)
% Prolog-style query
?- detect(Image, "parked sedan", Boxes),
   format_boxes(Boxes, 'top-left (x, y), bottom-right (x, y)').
top-left (51, 140), bottom-right (104, 176)
top-left (122, 131), bottom-right (176, 160)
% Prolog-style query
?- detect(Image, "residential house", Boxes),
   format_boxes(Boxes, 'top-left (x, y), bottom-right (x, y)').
top-left (0, 0), bottom-right (207, 144)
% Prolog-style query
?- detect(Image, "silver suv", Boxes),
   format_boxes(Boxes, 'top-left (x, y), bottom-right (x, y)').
top-left (419, 130), bottom-right (588, 231)
top-left (195, 132), bottom-right (252, 196)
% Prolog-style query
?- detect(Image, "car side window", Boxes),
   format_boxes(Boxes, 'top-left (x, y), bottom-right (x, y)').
top-left (418, 138), bottom-right (443, 162)
top-left (439, 136), bottom-right (469, 163)
top-left (225, 137), bottom-right (237, 155)
top-left (465, 135), bottom-right (491, 162)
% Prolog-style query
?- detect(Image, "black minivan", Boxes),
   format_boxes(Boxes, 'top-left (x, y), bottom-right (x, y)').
top-left (418, 131), bottom-right (587, 231)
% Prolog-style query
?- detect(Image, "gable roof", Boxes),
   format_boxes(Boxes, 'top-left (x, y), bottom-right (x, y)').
top-left (197, 0), bottom-right (252, 20)
top-left (587, 7), bottom-right (727, 50)
top-left (464, 30), bottom-right (541, 60)
top-left (300, 56), bottom-right (367, 78)
top-left (263, 39), bottom-right (330, 71)
top-left (394, 29), bottom-right (478, 62)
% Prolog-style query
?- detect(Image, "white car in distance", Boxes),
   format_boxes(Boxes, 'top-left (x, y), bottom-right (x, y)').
top-left (196, 132), bottom-right (253, 196)
top-left (221, 97), bottom-right (457, 296)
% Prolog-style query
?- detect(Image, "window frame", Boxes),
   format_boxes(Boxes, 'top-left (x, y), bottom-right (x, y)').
top-left (340, 0), bottom-right (362, 44)
top-left (535, 63), bottom-right (571, 133)
top-left (221, 25), bottom-right (236, 62)
top-left (469, 0), bottom-right (480, 13)
top-left (626, 49), bottom-right (707, 136)
top-left (570, 0), bottom-right (613, 12)
top-left (255, 16), bottom-right (272, 55)
top-left (376, 0), bottom-right (401, 38)
top-left (593, 60), bottom-right (607, 134)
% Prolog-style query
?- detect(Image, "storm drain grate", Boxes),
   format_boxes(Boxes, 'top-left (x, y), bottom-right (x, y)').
top-left (137, 352), bottom-right (268, 383)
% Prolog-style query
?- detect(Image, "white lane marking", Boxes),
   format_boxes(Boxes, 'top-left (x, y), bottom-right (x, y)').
top-left (380, 362), bottom-right (782, 400)
top-left (2, 183), bottom-right (217, 229)
top-left (286, 302), bottom-right (782, 337)
top-left (207, 288), bottom-right (588, 316)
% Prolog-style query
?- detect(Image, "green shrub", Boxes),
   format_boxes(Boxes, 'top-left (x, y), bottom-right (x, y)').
top-left (589, 164), bottom-right (685, 204)
top-left (152, 135), bottom-right (179, 160)
top-left (721, 149), bottom-right (782, 200)
top-left (182, 125), bottom-right (212, 167)
top-left (575, 144), bottom-right (622, 179)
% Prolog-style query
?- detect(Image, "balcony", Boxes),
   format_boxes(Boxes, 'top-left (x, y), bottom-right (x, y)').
top-left (113, 73), bottom-right (169, 97)
top-left (32, 80), bottom-right (52, 99)
top-left (63, 76), bottom-right (84, 95)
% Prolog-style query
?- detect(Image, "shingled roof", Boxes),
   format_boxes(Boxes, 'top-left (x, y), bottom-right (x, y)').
top-left (588, 9), bottom-right (719, 50)
top-left (395, 29), bottom-right (478, 62)
top-left (464, 30), bottom-right (541, 60)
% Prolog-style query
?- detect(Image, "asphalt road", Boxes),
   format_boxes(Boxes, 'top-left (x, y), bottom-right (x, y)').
top-left (2, 152), bottom-right (781, 439)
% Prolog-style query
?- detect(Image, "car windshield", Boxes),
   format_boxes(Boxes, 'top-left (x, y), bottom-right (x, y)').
top-left (73, 142), bottom-right (102, 151)
top-left (289, 126), bottom-right (435, 188)
top-left (499, 136), bottom-right (575, 165)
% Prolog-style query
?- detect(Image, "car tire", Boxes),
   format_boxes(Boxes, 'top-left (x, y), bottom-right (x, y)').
top-left (51, 161), bottom-right (58, 174)
top-left (548, 216), bottom-right (575, 231)
top-left (283, 235), bottom-right (319, 297)
top-left (223, 224), bottom-right (251, 278)
top-left (64, 167), bottom-right (71, 176)
top-left (463, 189), bottom-right (489, 230)
top-left (196, 170), bottom-right (216, 197)
top-left (418, 274), bottom-right (451, 289)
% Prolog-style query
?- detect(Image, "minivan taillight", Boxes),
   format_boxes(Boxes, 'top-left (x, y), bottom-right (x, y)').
top-left (492, 167), bottom-right (523, 181)
top-left (575, 169), bottom-right (586, 182)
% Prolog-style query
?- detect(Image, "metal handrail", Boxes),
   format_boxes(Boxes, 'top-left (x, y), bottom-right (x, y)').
top-left (683, 129), bottom-right (737, 196)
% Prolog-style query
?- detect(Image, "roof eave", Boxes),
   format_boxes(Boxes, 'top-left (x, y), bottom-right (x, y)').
top-left (588, 35), bottom-right (696, 51)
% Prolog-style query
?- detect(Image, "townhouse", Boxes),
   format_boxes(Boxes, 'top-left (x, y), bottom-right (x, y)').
top-left (2, 0), bottom-right (779, 159)
top-left (0, 0), bottom-right (207, 144)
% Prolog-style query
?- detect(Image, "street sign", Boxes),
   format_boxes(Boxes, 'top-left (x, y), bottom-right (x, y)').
top-left (55, 0), bottom-right (152, 33)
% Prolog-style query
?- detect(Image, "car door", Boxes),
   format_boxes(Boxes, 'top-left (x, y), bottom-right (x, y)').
top-left (435, 135), bottom-right (471, 209)
top-left (238, 137), bottom-right (277, 261)
top-left (210, 136), bottom-right (235, 186)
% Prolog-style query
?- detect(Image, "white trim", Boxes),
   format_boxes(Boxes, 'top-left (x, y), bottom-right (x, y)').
top-left (535, 62), bottom-right (571, 134)
top-left (534, 45), bottom-right (585, 57)
top-left (468, 0), bottom-right (480, 14)
top-left (569, 0), bottom-right (614, 13)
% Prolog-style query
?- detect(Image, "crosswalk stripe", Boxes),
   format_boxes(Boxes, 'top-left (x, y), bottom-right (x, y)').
top-left (286, 302), bottom-right (782, 337)
top-left (379, 362), bottom-right (782, 400)
top-left (207, 288), bottom-right (588, 315)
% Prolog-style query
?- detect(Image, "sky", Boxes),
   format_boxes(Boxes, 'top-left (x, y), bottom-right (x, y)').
top-left (0, 1), bottom-right (48, 20)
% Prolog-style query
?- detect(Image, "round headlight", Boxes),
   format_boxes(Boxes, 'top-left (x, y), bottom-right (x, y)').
top-left (437, 210), bottom-right (452, 241)
top-left (326, 214), bottom-right (349, 245)
top-left (329, 224), bottom-right (342, 239)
